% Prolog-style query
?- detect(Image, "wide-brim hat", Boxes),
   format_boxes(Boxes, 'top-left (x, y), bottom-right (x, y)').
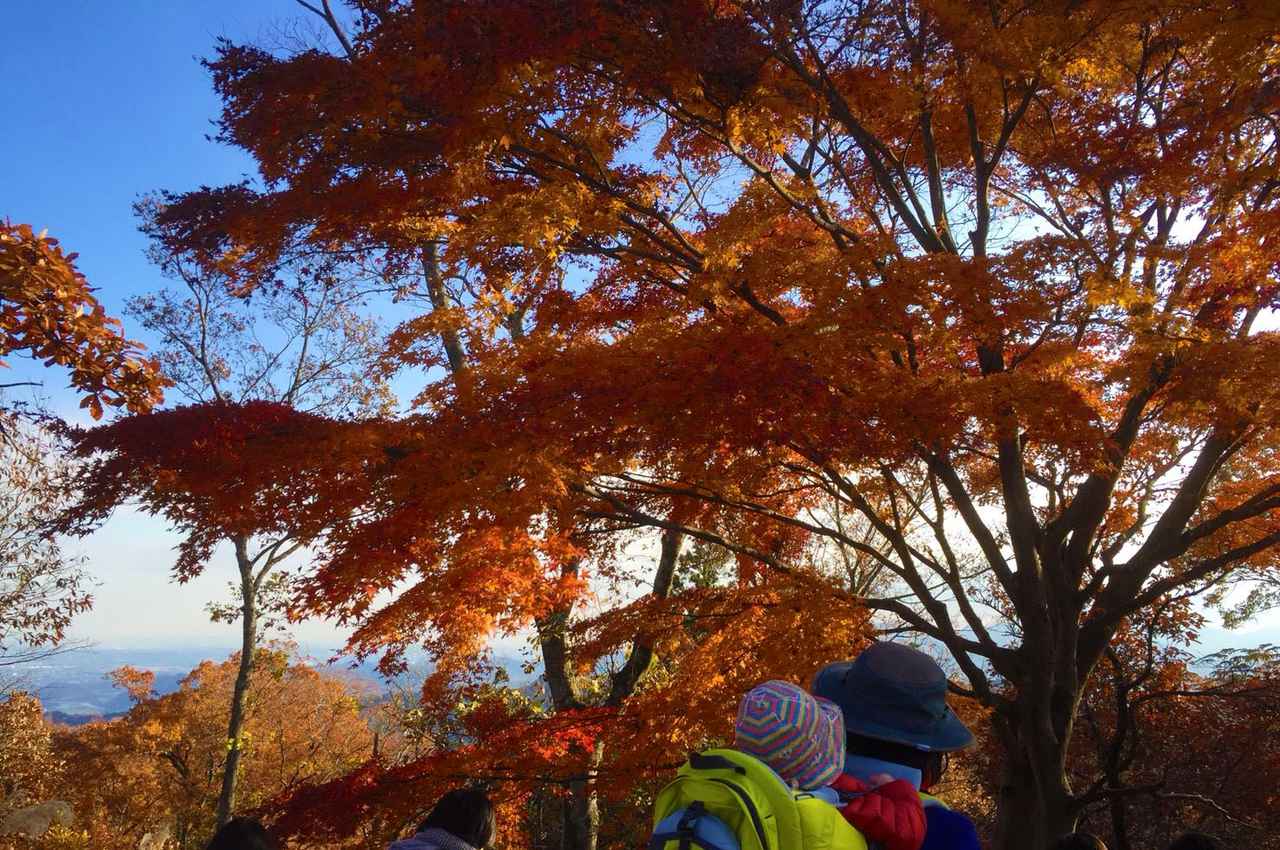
top-left (735, 680), bottom-right (845, 789)
top-left (812, 642), bottom-right (974, 752)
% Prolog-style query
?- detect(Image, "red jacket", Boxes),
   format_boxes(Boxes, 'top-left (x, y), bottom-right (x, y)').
top-left (830, 773), bottom-right (927, 850)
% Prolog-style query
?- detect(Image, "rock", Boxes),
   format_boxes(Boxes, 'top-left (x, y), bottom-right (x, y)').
top-left (0, 800), bottom-right (74, 837)
top-left (138, 820), bottom-right (173, 849)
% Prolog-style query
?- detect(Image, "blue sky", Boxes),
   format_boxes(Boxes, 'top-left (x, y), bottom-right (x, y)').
top-left (3, 2), bottom-right (355, 653)
top-left (2, 3), bottom-right (1275, 659)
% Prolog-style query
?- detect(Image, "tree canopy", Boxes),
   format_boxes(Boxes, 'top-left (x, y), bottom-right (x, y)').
top-left (61, 1), bottom-right (1280, 848)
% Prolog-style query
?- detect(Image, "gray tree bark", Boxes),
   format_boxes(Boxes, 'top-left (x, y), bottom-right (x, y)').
top-left (214, 534), bottom-right (258, 828)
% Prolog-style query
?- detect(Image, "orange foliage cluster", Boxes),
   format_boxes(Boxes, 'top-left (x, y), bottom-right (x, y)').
top-left (0, 222), bottom-right (164, 417)
top-left (57, 402), bottom-right (372, 581)
top-left (139, 0), bottom-right (1280, 685)
top-left (1064, 618), bottom-right (1280, 849)
top-left (45, 649), bottom-right (374, 850)
top-left (269, 575), bottom-right (869, 847)
top-left (0, 693), bottom-right (61, 816)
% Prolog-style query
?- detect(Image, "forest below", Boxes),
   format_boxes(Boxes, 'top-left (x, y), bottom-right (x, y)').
top-left (3, 1), bottom-right (1280, 849)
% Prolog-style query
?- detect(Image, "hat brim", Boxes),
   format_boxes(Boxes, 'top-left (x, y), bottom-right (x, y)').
top-left (812, 661), bottom-right (852, 702)
top-left (842, 709), bottom-right (974, 752)
top-left (812, 661), bottom-right (975, 753)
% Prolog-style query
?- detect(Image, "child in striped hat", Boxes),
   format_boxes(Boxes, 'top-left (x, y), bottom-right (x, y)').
top-left (735, 680), bottom-right (845, 789)
top-left (735, 681), bottom-right (927, 850)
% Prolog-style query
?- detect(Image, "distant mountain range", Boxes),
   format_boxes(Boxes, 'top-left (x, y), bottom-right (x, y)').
top-left (45, 708), bottom-right (127, 725)
top-left (3, 646), bottom-right (381, 725)
top-left (3, 645), bottom-right (533, 725)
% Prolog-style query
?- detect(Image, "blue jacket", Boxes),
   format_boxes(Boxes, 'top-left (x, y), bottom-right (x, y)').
top-left (921, 803), bottom-right (982, 850)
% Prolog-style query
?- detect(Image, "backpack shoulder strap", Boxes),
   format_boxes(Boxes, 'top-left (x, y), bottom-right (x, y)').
top-left (650, 800), bottom-right (738, 850)
top-left (794, 792), bottom-right (871, 850)
top-left (689, 749), bottom-right (803, 850)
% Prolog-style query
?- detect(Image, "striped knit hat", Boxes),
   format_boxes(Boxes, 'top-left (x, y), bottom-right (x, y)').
top-left (734, 680), bottom-right (845, 789)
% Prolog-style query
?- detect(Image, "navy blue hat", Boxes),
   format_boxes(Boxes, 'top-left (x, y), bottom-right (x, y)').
top-left (812, 642), bottom-right (974, 752)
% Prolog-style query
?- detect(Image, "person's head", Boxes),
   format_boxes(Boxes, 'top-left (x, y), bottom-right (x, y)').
top-left (1167, 831), bottom-right (1222, 850)
top-left (813, 642), bottom-right (974, 790)
top-left (1053, 832), bottom-right (1108, 850)
top-left (734, 680), bottom-right (845, 790)
top-left (844, 731), bottom-right (949, 790)
top-left (206, 817), bottom-right (277, 850)
top-left (419, 788), bottom-right (496, 849)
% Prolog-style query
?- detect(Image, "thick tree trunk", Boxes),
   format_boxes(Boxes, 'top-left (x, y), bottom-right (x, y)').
top-left (539, 533), bottom-right (681, 850)
top-left (1108, 794), bottom-right (1132, 850)
top-left (537, 578), bottom-right (596, 850)
top-left (538, 624), bottom-right (598, 850)
top-left (991, 702), bottom-right (1078, 850)
top-left (992, 752), bottom-right (1076, 850)
top-left (214, 535), bottom-right (257, 828)
top-left (563, 740), bottom-right (603, 850)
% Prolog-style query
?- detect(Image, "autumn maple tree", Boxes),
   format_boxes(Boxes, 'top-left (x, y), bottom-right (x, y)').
top-left (52, 196), bottom-right (394, 830)
top-left (56, 399), bottom-right (380, 830)
top-left (77, 1), bottom-right (1280, 849)
top-left (129, 202), bottom-right (391, 828)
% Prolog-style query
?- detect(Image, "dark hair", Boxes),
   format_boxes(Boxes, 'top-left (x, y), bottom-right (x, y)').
top-left (418, 788), bottom-right (496, 849)
top-left (1168, 832), bottom-right (1222, 850)
top-left (206, 817), bottom-right (277, 850)
top-left (845, 732), bottom-right (948, 790)
top-left (1053, 832), bottom-right (1108, 850)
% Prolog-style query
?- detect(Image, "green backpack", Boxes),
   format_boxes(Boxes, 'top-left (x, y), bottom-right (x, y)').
top-left (650, 749), bottom-right (871, 850)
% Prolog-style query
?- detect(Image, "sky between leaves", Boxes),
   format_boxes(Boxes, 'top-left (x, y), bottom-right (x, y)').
top-left (1, 2), bottom-right (1276, 656)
